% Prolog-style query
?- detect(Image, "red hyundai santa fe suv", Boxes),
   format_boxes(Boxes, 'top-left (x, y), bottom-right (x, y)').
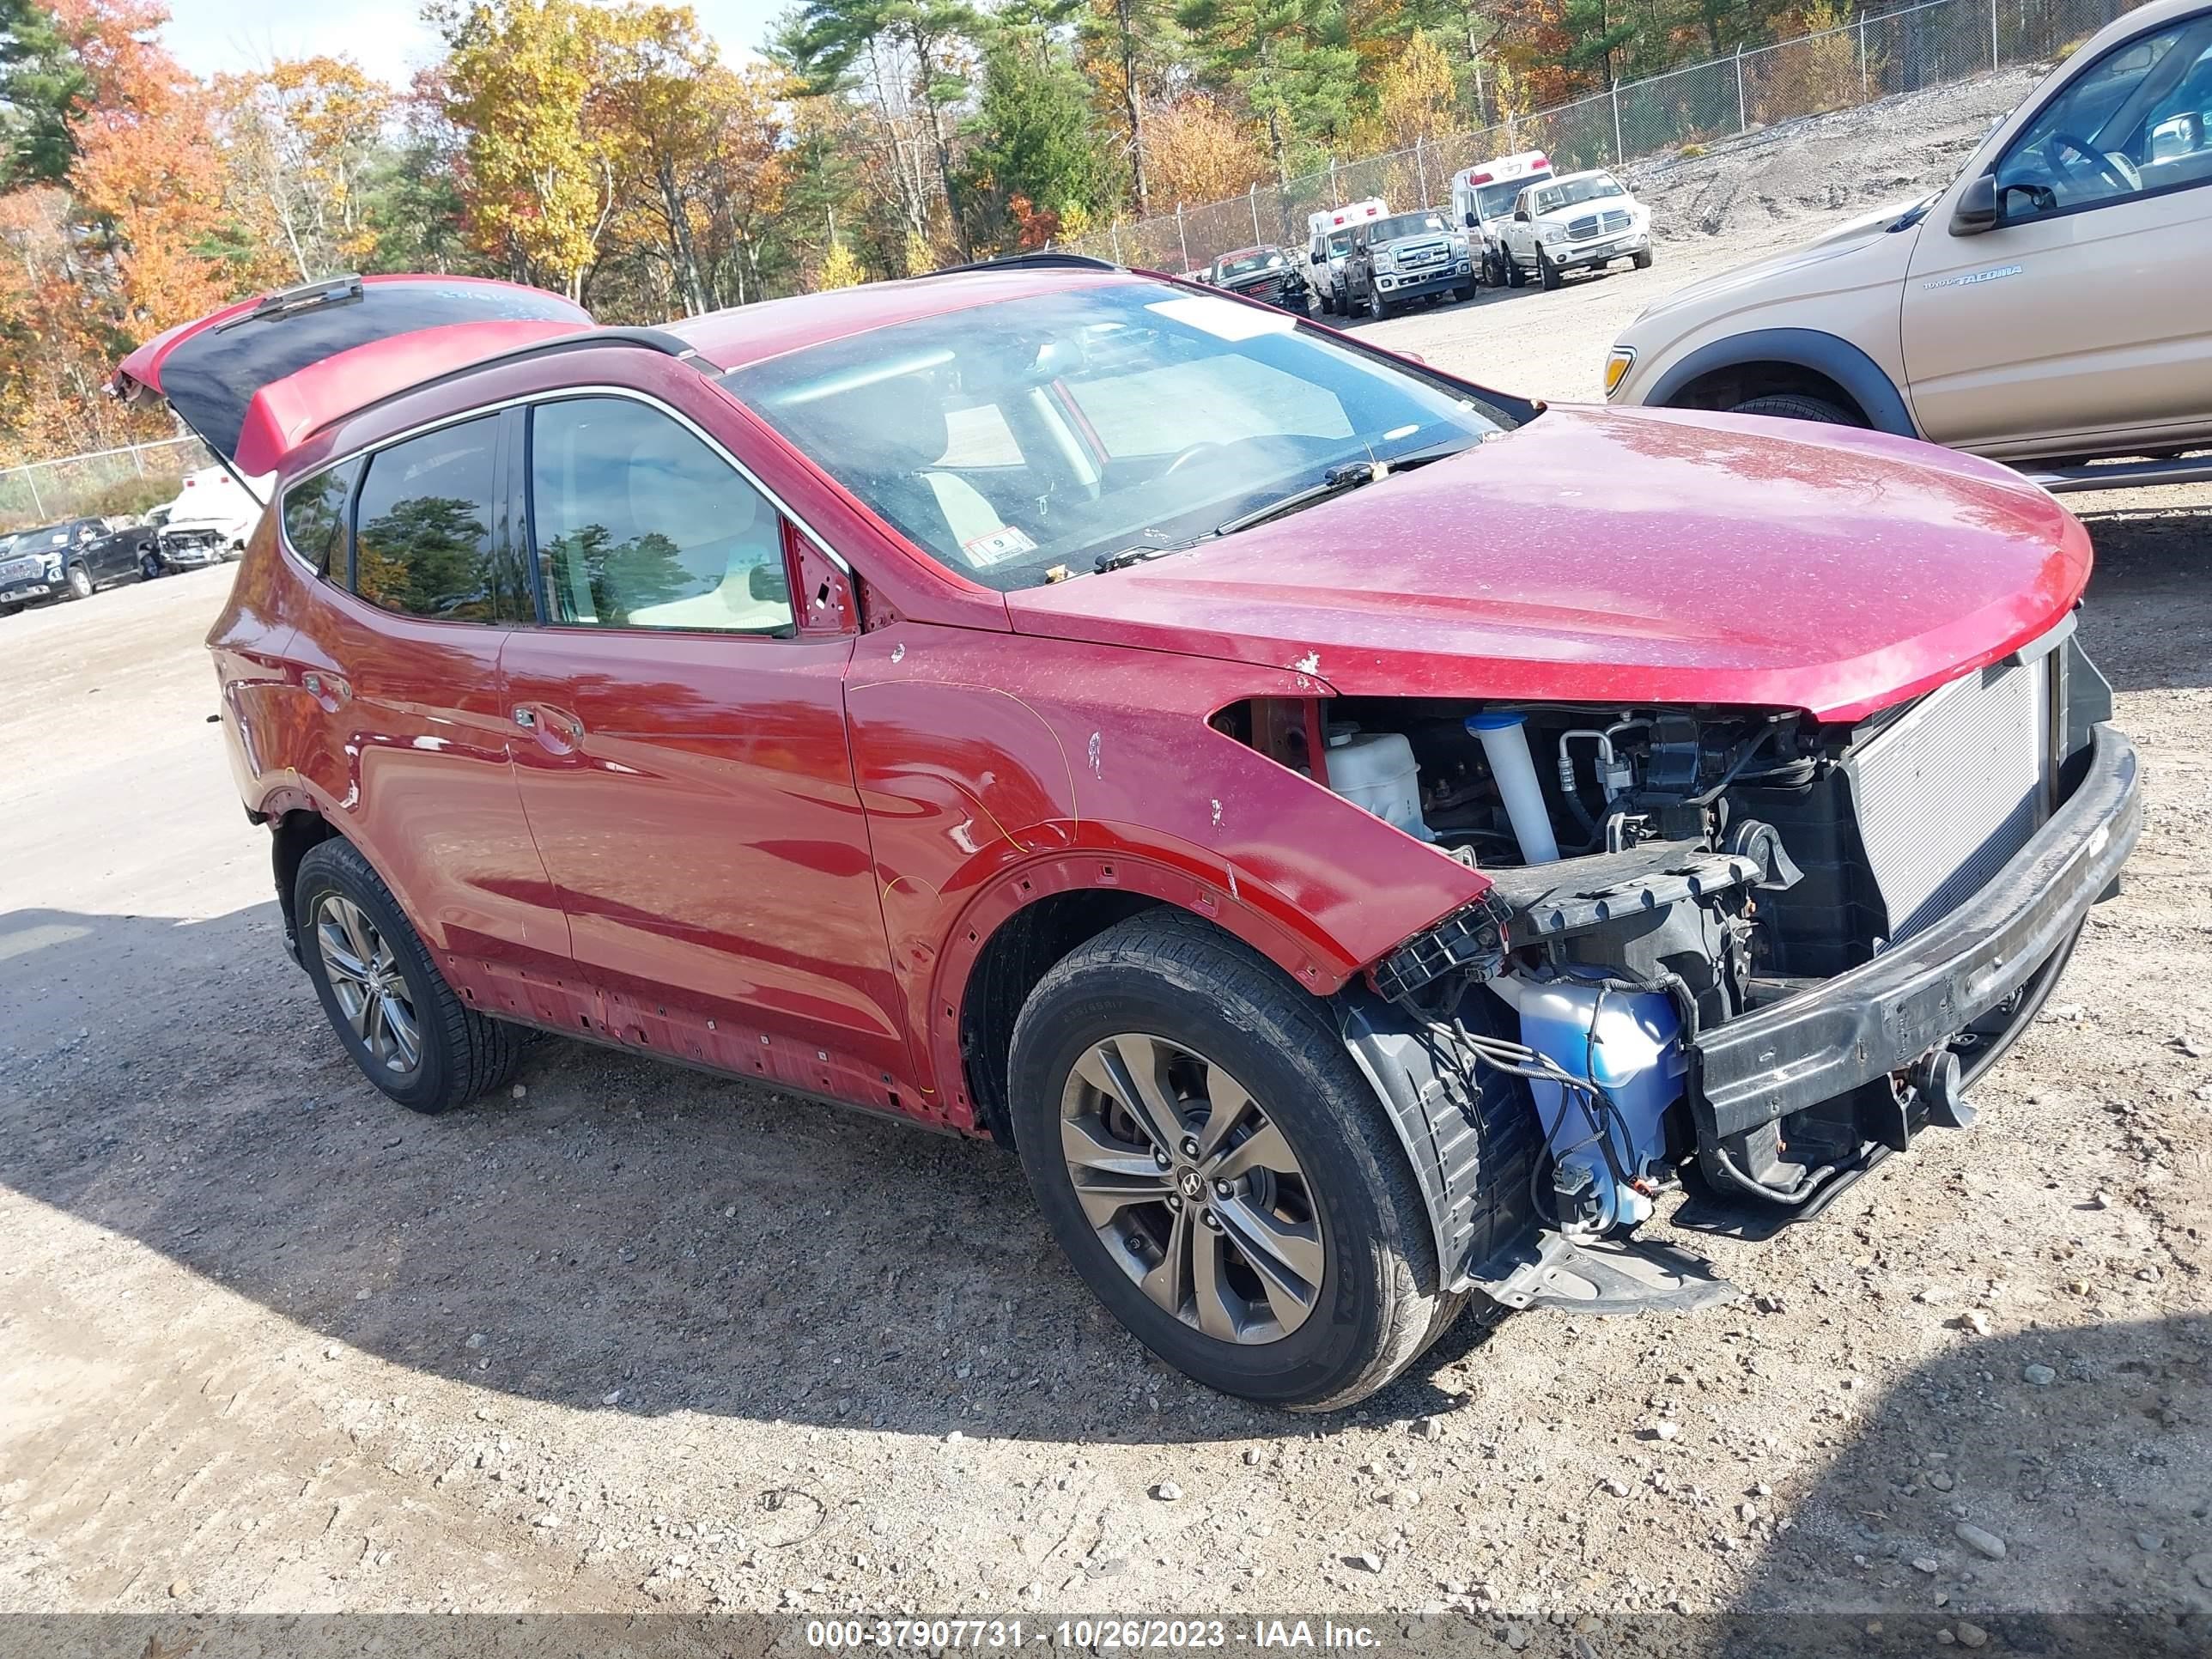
top-left (117, 264), bottom-right (2140, 1410)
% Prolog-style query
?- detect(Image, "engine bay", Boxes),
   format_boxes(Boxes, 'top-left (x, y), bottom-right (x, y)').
top-left (1217, 646), bottom-right (2097, 1248)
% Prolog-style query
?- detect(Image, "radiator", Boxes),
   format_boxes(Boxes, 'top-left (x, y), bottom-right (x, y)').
top-left (1845, 653), bottom-right (2051, 943)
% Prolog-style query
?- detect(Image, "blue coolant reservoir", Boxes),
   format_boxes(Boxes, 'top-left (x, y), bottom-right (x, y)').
top-left (1489, 975), bottom-right (1686, 1237)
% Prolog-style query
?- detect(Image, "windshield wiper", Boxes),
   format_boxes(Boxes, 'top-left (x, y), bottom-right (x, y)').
top-left (1213, 442), bottom-right (1471, 538)
top-left (1094, 535), bottom-right (1206, 573)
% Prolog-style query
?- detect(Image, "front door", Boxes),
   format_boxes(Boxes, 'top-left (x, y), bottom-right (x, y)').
top-left (499, 391), bottom-right (910, 1106)
top-left (1905, 9), bottom-right (2212, 455)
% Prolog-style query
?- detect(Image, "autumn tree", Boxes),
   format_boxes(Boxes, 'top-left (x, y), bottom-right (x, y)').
top-left (213, 55), bottom-right (392, 284)
top-left (432, 0), bottom-right (625, 300)
top-left (1143, 93), bottom-right (1270, 205)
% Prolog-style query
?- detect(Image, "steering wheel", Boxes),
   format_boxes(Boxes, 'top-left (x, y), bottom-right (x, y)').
top-left (1163, 440), bottom-right (1231, 477)
top-left (2046, 130), bottom-right (2137, 192)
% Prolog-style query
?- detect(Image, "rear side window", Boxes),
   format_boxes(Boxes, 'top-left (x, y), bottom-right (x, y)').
top-left (527, 397), bottom-right (793, 635)
top-left (281, 459), bottom-right (361, 574)
top-left (351, 417), bottom-right (501, 622)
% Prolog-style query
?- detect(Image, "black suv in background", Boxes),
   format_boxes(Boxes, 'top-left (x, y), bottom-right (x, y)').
top-left (1343, 210), bottom-right (1475, 319)
top-left (0, 516), bottom-right (157, 613)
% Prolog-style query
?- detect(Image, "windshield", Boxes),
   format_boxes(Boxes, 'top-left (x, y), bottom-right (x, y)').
top-left (723, 281), bottom-right (1518, 592)
top-left (1325, 229), bottom-right (1354, 257)
top-left (1476, 176), bottom-right (1540, 218)
top-left (1370, 212), bottom-right (1449, 241)
top-left (1533, 174), bottom-right (1625, 213)
top-left (1217, 250), bottom-right (1285, 278)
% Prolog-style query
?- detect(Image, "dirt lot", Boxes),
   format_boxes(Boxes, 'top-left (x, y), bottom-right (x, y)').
top-left (4, 68), bottom-right (2210, 1650)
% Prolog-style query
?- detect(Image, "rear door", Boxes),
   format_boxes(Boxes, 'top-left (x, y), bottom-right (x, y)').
top-left (1904, 9), bottom-right (2212, 455)
top-left (278, 411), bottom-right (574, 986)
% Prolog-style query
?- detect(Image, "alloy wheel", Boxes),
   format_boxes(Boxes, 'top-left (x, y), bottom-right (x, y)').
top-left (313, 893), bottom-right (423, 1078)
top-left (1058, 1031), bottom-right (1324, 1344)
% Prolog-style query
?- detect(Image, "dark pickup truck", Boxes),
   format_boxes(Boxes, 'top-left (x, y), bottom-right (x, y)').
top-left (0, 516), bottom-right (157, 613)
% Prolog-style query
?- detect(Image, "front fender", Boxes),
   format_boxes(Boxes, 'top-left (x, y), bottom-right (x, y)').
top-left (841, 625), bottom-right (1492, 1120)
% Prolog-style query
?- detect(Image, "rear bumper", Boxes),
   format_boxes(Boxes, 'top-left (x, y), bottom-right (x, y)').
top-left (1691, 720), bottom-right (2141, 1139)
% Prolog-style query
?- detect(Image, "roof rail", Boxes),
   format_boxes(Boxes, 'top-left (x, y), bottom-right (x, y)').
top-left (915, 251), bottom-right (1122, 279)
top-left (304, 325), bottom-right (706, 442)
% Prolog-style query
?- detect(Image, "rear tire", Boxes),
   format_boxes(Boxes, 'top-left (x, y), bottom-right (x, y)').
top-left (295, 838), bottom-right (520, 1115)
top-left (139, 552), bottom-right (163, 581)
top-left (1730, 392), bottom-right (1863, 427)
top-left (1007, 911), bottom-right (1457, 1411)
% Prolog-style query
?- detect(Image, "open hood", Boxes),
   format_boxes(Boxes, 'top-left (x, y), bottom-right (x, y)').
top-left (112, 275), bottom-right (592, 496)
top-left (1006, 405), bottom-right (2090, 725)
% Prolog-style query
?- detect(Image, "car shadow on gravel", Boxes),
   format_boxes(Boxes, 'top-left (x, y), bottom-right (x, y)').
top-left (1694, 1313), bottom-right (2211, 1655)
top-left (0, 902), bottom-right (1474, 1447)
top-left (2075, 504), bottom-right (2212, 694)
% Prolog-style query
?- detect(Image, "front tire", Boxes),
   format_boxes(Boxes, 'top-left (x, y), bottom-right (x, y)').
top-left (1632, 247), bottom-right (1654, 269)
top-left (1504, 252), bottom-right (1524, 289)
top-left (1007, 912), bottom-right (1455, 1411)
top-left (295, 838), bottom-right (520, 1114)
top-left (63, 562), bottom-right (93, 600)
top-left (1730, 392), bottom-right (1862, 427)
top-left (1366, 284), bottom-right (1389, 320)
top-left (1538, 252), bottom-right (1563, 290)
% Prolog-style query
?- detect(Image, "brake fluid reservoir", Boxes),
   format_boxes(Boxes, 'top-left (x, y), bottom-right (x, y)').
top-left (1324, 726), bottom-right (1432, 841)
top-left (1489, 975), bottom-right (1686, 1237)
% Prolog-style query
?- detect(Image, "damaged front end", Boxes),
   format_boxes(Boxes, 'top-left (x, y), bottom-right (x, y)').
top-left (1266, 621), bottom-right (2141, 1311)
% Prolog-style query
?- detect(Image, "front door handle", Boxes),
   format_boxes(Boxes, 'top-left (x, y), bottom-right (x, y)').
top-left (512, 707), bottom-right (537, 729)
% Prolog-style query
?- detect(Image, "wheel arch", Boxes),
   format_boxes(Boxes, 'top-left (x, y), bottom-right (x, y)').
top-left (938, 854), bottom-right (1348, 1147)
top-left (270, 803), bottom-right (343, 963)
top-left (1645, 327), bottom-right (1917, 437)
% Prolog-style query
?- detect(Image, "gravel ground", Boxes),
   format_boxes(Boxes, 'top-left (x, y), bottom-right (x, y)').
top-left (3, 68), bottom-right (2209, 1650)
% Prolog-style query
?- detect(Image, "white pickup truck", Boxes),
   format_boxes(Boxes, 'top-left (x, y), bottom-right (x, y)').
top-left (1497, 169), bottom-right (1654, 290)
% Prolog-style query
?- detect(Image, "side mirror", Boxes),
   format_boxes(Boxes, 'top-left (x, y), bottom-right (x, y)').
top-left (750, 557), bottom-right (791, 605)
top-left (1463, 210), bottom-right (1477, 228)
top-left (1310, 251), bottom-right (1323, 264)
top-left (1950, 173), bottom-right (2000, 234)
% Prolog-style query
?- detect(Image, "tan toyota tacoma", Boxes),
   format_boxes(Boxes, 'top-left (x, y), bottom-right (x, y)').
top-left (1607, 0), bottom-right (2212, 493)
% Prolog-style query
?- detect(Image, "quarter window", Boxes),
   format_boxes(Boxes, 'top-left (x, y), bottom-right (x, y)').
top-left (281, 458), bottom-right (361, 575)
top-left (351, 418), bottom-right (501, 622)
top-left (528, 397), bottom-right (793, 635)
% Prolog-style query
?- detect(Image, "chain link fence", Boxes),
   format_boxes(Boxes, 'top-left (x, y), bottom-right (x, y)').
top-left (0, 434), bottom-right (215, 532)
top-left (1070, 0), bottom-right (2139, 273)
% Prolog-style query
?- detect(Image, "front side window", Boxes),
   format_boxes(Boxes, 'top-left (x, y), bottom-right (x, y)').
top-left (281, 458), bottom-right (362, 575)
top-left (528, 397), bottom-right (793, 635)
top-left (722, 280), bottom-right (1518, 592)
top-left (352, 416), bottom-right (501, 622)
top-left (1996, 15), bottom-right (2212, 217)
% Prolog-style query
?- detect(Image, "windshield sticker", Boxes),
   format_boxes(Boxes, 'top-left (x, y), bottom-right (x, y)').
top-left (962, 526), bottom-right (1038, 566)
top-left (1922, 263), bottom-right (2022, 290)
top-left (1146, 295), bottom-right (1297, 341)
